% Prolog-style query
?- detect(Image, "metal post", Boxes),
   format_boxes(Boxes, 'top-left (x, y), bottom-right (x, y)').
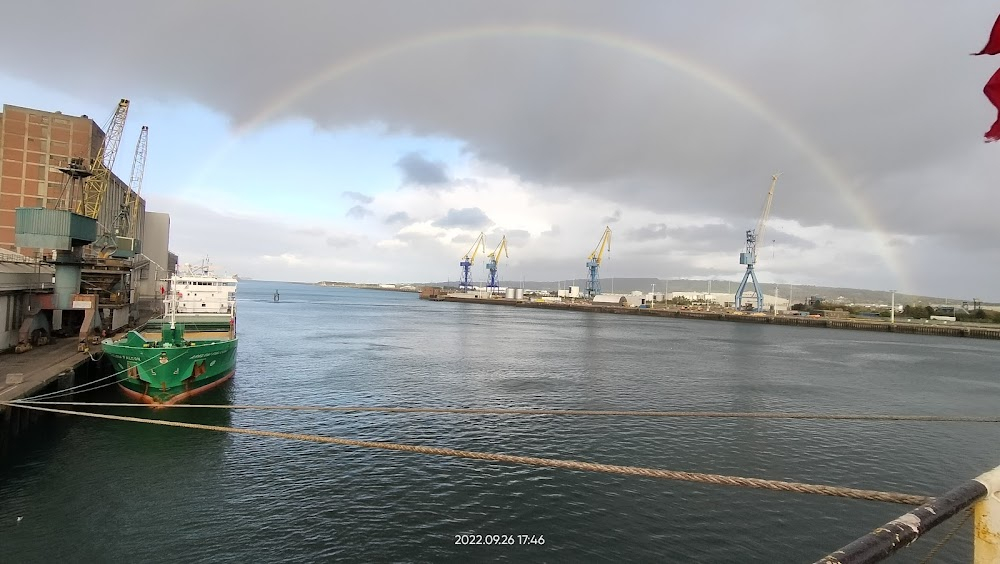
top-left (890, 290), bottom-right (895, 324)
top-left (975, 465), bottom-right (1000, 563)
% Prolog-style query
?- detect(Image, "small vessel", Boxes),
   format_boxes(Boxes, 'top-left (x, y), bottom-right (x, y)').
top-left (102, 260), bottom-right (238, 405)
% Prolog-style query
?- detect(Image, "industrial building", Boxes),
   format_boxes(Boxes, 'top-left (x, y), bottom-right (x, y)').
top-left (667, 291), bottom-right (790, 311)
top-left (0, 102), bottom-right (172, 352)
top-left (1, 104), bottom-right (146, 254)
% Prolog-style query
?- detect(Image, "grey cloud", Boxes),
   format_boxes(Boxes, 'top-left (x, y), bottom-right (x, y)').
top-left (628, 223), bottom-right (815, 252)
top-left (384, 211), bottom-right (411, 225)
top-left (503, 229), bottom-right (532, 246)
top-left (628, 223), bottom-right (670, 242)
top-left (7, 2), bottom-right (997, 295)
top-left (432, 207), bottom-right (492, 229)
top-left (397, 152), bottom-right (449, 185)
top-left (346, 205), bottom-right (373, 219)
top-left (602, 209), bottom-right (622, 224)
top-left (326, 235), bottom-right (357, 248)
top-left (342, 191), bottom-right (373, 204)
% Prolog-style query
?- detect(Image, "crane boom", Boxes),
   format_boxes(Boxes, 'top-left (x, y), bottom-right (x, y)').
top-left (125, 126), bottom-right (149, 238)
top-left (463, 232), bottom-right (487, 264)
top-left (78, 99), bottom-right (130, 219)
top-left (751, 173), bottom-right (779, 259)
top-left (588, 226), bottom-right (612, 265)
top-left (488, 236), bottom-right (508, 266)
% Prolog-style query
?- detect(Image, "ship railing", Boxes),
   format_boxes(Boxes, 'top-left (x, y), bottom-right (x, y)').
top-left (815, 463), bottom-right (999, 563)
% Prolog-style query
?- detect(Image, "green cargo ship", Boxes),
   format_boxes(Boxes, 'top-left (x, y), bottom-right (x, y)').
top-left (102, 262), bottom-right (238, 405)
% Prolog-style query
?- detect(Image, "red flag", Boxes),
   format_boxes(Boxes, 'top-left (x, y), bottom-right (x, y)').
top-left (974, 13), bottom-right (1000, 55)
top-left (986, 67), bottom-right (1000, 142)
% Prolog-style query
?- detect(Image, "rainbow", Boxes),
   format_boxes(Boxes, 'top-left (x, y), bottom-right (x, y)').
top-left (196, 23), bottom-right (907, 289)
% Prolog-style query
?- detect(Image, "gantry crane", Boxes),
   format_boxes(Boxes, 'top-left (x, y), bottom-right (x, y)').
top-left (585, 226), bottom-right (612, 297)
top-left (459, 232), bottom-right (486, 291)
top-left (485, 235), bottom-right (508, 295)
top-left (102, 125), bottom-right (148, 259)
top-left (735, 174), bottom-right (779, 312)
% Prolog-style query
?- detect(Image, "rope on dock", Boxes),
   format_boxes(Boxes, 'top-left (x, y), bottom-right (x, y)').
top-left (1, 401), bottom-right (933, 506)
top-left (23, 352), bottom-right (189, 401)
top-left (9, 400), bottom-right (999, 423)
top-left (19, 352), bottom-right (181, 402)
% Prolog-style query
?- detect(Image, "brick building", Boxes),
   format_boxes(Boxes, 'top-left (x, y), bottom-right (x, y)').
top-left (0, 103), bottom-right (145, 256)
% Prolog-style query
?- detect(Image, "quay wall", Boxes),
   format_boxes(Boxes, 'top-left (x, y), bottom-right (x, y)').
top-left (426, 295), bottom-right (1000, 341)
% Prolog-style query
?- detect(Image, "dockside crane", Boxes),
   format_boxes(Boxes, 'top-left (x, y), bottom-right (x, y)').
top-left (102, 125), bottom-right (148, 259)
top-left (585, 226), bottom-right (612, 298)
top-left (83, 99), bottom-right (131, 257)
top-left (80, 99), bottom-right (130, 220)
top-left (485, 235), bottom-right (508, 295)
top-left (124, 125), bottom-right (148, 239)
top-left (735, 174), bottom-right (779, 312)
top-left (459, 232), bottom-right (486, 291)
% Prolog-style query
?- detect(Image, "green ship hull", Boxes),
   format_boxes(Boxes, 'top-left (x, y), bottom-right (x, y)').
top-left (103, 320), bottom-right (238, 405)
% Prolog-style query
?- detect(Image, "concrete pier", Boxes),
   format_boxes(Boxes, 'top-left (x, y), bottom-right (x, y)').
top-left (0, 338), bottom-right (102, 462)
top-left (425, 295), bottom-right (1000, 341)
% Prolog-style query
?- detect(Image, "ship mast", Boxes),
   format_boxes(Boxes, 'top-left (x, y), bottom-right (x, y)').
top-left (169, 273), bottom-right (177, 329)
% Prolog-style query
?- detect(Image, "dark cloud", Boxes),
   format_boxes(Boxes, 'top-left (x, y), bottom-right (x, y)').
top-left (384, 211), bottom-right (411, 225)
top-left (342, 191), bottom-right (373, 204)
top-left (346, 205), bottom-right (373, 219)
top-left (5, 2), bottom-right (997, 296)
top-left (396, 152), bottom-right (449, 185)
top-left (432, 207), bottom-right (492, 229)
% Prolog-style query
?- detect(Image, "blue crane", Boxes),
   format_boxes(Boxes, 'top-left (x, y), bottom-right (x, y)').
top-left (735, 174), bottom-right (779, 312)
top-left (485, 235), bottom-right (508, 295)
top-left (585, 226), bottom-right (612, 298)
top-left (459, 232), bottom-right (486, 291)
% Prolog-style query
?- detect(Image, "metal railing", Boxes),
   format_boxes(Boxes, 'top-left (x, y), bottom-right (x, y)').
top-left (815, 464), bottom-right (1000, 563)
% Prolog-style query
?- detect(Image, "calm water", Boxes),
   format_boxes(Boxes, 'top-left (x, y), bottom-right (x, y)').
top-left (2, 281), bottom-right (998, 563)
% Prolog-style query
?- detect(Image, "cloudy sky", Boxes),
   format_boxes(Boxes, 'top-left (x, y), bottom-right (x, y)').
top-left (2, 1), bottom-right (998, 299)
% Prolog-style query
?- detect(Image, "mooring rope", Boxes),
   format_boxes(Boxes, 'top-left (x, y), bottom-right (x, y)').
top-left (8, 400), bottom-right (998, 423)
top-left (18, 353), bottom-right (186, 401)
top-left (1, 401), bottom-right (932, 506)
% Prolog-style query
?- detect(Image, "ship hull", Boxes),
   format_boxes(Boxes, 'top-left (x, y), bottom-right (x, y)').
top-left (104, 333), bottom-right (238, 405)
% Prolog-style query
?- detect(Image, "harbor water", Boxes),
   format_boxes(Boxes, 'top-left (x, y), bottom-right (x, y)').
top-left (2, 281), bottom-right (998, 563)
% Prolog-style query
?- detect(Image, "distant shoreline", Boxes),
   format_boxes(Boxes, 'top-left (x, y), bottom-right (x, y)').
top-left (419, 293), bottom-right (1000, 341)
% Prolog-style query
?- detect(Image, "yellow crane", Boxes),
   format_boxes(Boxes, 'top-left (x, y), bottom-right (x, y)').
top-left (485, 235), bottom-right (508, 294)
top-left (459, 232), bottom-right (486, 290)
top-left (78, 99), bottom-right (130, 220)
top-left (586, 226), bottom-right (612, 297)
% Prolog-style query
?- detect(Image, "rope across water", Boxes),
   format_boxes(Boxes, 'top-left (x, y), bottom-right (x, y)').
top-left (9, 400), bottom-right (999, 423)
top-left (2, 401), bottom-right (933, 507)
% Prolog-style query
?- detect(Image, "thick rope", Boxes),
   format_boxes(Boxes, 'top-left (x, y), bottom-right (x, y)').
top-left (9, 400), bottom-right (998, 423)
top-left (2, 402), bottom-right (932, 506)
top-left (19, 352), bottom-right (180, 401)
